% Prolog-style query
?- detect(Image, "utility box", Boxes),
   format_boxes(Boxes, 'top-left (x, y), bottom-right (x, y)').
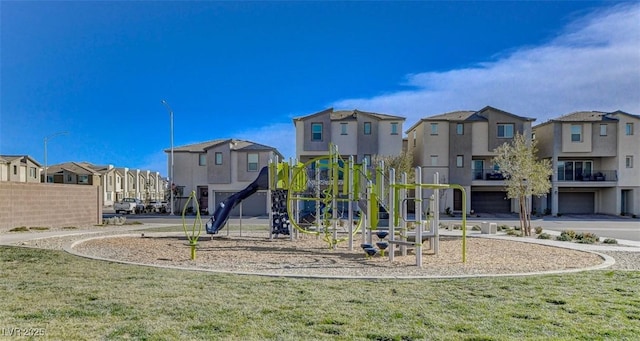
top-left (481, 222), bottom-right (497, 234)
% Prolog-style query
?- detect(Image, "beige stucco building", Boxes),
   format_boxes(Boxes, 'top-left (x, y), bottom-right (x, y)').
top-left (533, 110), bottom-right (640, 216)
top-left (167, 139), bottom-right (282, 216)
top-left (293, 108), bottom-right (406, 164)
top-left (406, 106), bottom-right (535, 214)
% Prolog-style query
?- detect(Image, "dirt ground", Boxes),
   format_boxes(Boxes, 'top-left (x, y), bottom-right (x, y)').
top-left (70, 232), bottom-right (606, 278)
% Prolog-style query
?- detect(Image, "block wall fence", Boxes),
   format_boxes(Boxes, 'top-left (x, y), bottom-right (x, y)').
top-left (0, 182), bottom-right (102, 232)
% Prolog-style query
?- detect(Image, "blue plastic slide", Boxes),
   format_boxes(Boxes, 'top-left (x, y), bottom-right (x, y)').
top-left (205, 166), bottom-right (269, 234)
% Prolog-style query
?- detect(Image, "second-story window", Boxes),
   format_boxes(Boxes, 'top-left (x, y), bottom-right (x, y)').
top-left (247, 153), bottom-right (259, 172)
top-left (13, 165), bottom-right (17, 175)
top-left (600, 124), bottom-right (607, 136)
top-left (430, 155), bottom-right (438, 166)
top-left (391, 122), bottom-right (398, 135)
top-left (364, 122), bottom-right (372, 135)
top-left (571, 124), bottom-right (582, 142)
top-left (497, 123), bottom-right (514, 138)
top-left (430, 123), bottom-right (438, 135)
top-left (456, 155), bottom-right (464, 168)
top-left (109, 176), bottom-right (112, 185)
top-left (413, 130), bottom-right (416, 146)
top-left (198, 153), bottom-right (206, 166)
top-left (78, 175), bottom-right (88, 184)
top-left (456, 123), bottom-right (464, 135)
top-left (626, 156), bottom-right (634, 168)
top-left (215, 152), bottom-right (223, 165)
top-left (311, 123), bottom-right (323, 141)
top-left (29, 167), bottom-right (36, 178)
top-left (626, 123), bottom-right (634, 135)
top-left (340, 123), bottom-right (348, 135)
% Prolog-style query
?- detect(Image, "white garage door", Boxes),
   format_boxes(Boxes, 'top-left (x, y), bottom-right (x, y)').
top-left (214, 191), bottom-right (267, 217)
top-left (558, 192), bottom-right (595, 214)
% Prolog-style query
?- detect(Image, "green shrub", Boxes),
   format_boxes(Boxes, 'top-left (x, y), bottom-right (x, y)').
top-left (29, 226), bottom-right (50, 231)
top-left (561, 230), bottom-right (577, 239)
top-left (603, 238), bottom-right (618, 244)
top-left (9, 226), bottom-right (29, 232)
top-left (471, 225), bottom-right (481, 231)
top-left (534, 226), bottom-right (543, 234)
top-left (498, 224), bottom-right (510, 231)
top-left (575, 232), bottom-right (599, 244)
top-left (506, 229), bottom-right (521, 236)
top-left (556, 234), bottom-right (573, 242)
top-left (537, 233), bottom-right (552, 240)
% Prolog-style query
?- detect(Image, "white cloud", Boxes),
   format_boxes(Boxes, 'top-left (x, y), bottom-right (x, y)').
top-left (234, 123), bottom-right (296, 160)
top-left (333, 3), bottom-right (640, 126)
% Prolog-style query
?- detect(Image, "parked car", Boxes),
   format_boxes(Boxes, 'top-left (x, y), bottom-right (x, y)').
top-left (146, 200), bottom-right (168, 213)
top-left (114, 198), bottom-right (145, 214)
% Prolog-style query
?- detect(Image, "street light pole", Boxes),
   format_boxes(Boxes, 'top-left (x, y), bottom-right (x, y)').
top-left (161, 100), bottom-right (175, 215)
top-left (43, 131), bottom-right (69, 183)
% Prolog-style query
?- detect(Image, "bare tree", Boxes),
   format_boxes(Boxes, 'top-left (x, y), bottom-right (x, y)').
top-left (372, 149), bottom-right (415, 183)
top-left (493, 133), bottom-right (552, 236)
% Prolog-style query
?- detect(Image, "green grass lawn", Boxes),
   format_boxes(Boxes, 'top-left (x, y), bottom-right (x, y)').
top-left (1, 246), bottom-right (639, 340)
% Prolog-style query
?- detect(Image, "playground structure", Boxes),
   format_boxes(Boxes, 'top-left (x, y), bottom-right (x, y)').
top-left (205, 145), bottom-right (467, 266)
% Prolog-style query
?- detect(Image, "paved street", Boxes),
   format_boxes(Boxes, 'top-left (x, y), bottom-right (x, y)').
top-left (105, 211), bottom-right (640, 242)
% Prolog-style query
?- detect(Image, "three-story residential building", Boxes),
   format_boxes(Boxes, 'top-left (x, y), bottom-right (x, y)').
top-left (533, 110), bottom-right (640, 216)
top-left (167, 139), bottom-right (282, 216)
top-left (293, 108), bottom-right (406, 164)
top-left (406, 106), bottom-right (535, 214)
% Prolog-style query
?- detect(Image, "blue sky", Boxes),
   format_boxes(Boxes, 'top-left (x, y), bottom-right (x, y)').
top-left (1, 1), bottom-right (638, 177)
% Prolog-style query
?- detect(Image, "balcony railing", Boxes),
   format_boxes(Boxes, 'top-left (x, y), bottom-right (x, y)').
top-left (557, 170), bottom-right (617, 182)
top-left (472, 169), bottom-right (505, 181)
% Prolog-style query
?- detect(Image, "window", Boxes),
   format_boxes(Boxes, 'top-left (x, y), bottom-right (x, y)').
top-left (13, 165), bottom-right (17, 175)
top-left (456, 155), bottom-right (464, 168)
top-left (363, 154), bottom-right (372, 166)
top-left (456, 123), bottom-right (464, 135)
top-left (364, 122), bottom-right (372, 135)
top-left (311, 123), bottom-right (323, 141)
top-left (47, 175), bottom-right (53, 183)
top-left (571, 124), bottom-right (582, 142)
top-left (413, 130), bottom-right (416, 146)
top-left (198, 153), bottom-right (206, 166)
top-left (215, 152), bottom-right (223, 165)
top-left (391, 122), bottom-right (398, 135)
top-left (430, 155), bottom-right (438, 166)
top-left (600, 124), bottom-right (607, 136)
top-left (78, 175), bottom-right (89, 184)
top-left (626, 123), bottom-right (634, 136)
top-left (108, 176), bottom-right (112, 185)
top-left (557, 161), bottom-right (593, 181)
top-left (67, 174), bottom-right (72, 182)
top-left (247, 153), bottom-right (259, 172)
top-left (29, 167), bottom-right (36, 178)
top-left (497, 123), bottom-right (514, 138)
top-left (430, 123), bottom-right (438, 135)
top-left (626, 156), bottom-right (634, 168)
top-left (472, 160), bottom-right (484, 180)
top-left (340, 123), bottom-right (348, 135)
